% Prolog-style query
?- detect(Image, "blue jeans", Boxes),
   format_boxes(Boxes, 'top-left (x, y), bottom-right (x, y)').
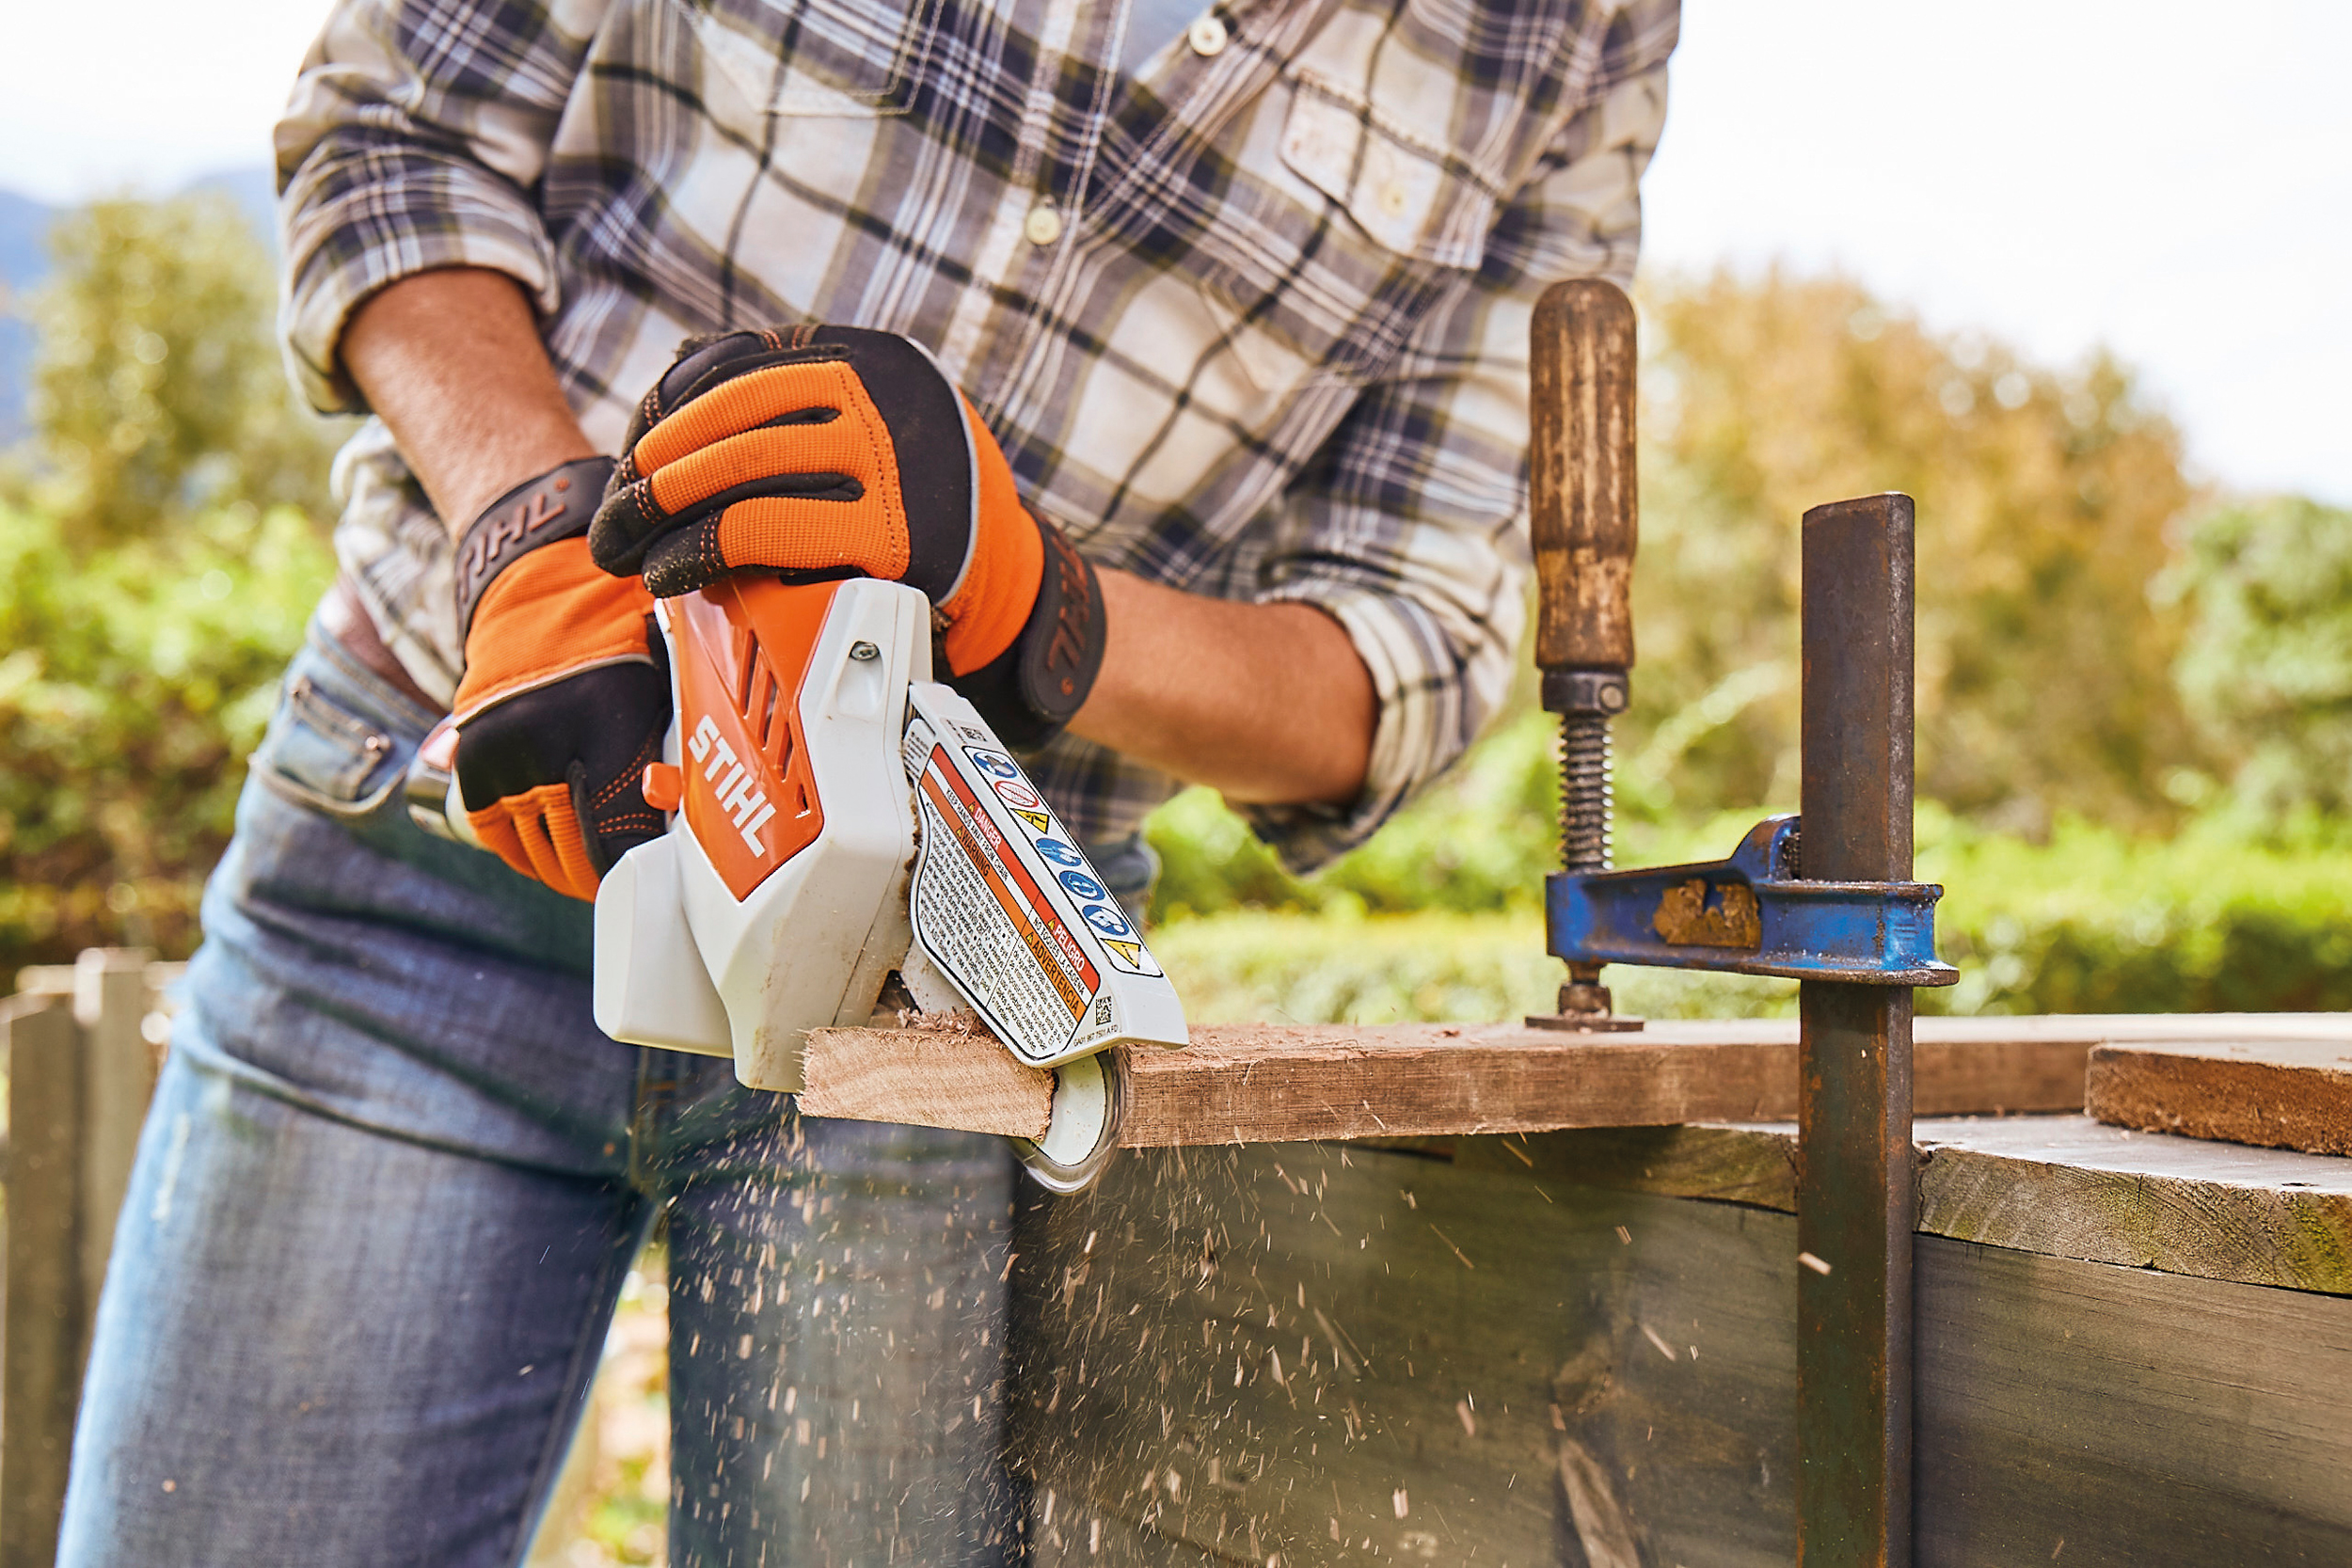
top-left (56, 616), bottom-right (1149, 1566)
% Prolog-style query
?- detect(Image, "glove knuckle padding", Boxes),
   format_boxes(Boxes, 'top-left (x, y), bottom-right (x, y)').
top-left (592, 322), bottom-right (1108, 749)
top-left (952, 518), bottom-right (1107, 752)
top-left (591, 326), bottom-right (976, 603)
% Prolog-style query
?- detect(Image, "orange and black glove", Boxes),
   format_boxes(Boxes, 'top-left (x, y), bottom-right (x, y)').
top-left (587, 325), bottom-right (1104, 750)
top-left (449, 456), bottom-right (669, 900)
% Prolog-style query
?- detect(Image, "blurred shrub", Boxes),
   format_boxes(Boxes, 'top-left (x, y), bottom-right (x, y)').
top-left (1922, 806), bottom-right (2352, 1015)
top-left (2163, 495), bottom-right (2352, 821)
top-left (1629, 269), bottom-right (2202, 835)
top-left (1152, 908), bottom-right (1796, 1025)
top-left (1152, 803), bottom-right (2352, 1024)
top-left (0, 499), bottom-right (333, 971)
top-left (17, 193), bottom-right (342, 541)
top-left (0, 189), bottom-right (340, 976)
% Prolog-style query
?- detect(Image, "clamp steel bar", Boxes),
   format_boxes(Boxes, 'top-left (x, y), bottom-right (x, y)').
top-left (1796, 494), bottom-right (1917, 1568)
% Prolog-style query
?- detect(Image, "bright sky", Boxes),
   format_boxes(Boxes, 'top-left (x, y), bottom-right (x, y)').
top-left (2, 0), bottom-right (2344, 501)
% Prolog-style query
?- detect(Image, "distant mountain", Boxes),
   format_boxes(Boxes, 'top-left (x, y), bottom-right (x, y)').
top-left (0, 189), bottom-right (56, 444)
top-left (0, 168), bottom-right (276, 446)
top-left (186, 166), bottom-right (279, 241)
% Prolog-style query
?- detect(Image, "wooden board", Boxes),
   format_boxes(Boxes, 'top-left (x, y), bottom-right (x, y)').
top-left (798, 1022), bottom-right (1055, 1137)
top-left (803, 1016), bottom-right (2120, 1147)
top-left (4, 994), bottom-right (84, 1568)
top-left (1915, 1240), bottom-right (2352, 1567)
top-left (1011, 1138), bottom-right (2352, 1567)
top-left (1009, 1141), bottom-right (1674, 1568)
top-left (1491, 1114), bottom-right (2352, 1296)
top-left (803, 1014), bottom-right (2352, 1148)
top-left (2088, 1037), bottom-right (2352, 1155)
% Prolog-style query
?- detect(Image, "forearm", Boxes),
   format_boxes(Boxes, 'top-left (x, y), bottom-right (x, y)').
top-left (1070, 570), bottom-right (1375, 806)
top-left (340, 267), bottom-right (596, 532)
top-left (343, 283), bottom-right (1372, 803)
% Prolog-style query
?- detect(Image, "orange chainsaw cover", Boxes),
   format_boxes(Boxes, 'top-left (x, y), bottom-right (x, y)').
top-left (666, 579), bottom-right (837, 901)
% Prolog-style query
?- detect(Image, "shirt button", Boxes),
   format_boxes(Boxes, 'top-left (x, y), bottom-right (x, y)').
top-left (1024, 202), bottom-right (1064, 246)
top-left (1187, 13), bottom-right (1229, 56)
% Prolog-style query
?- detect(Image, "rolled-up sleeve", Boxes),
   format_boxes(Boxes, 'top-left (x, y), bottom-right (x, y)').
top-left (1243, 55), bottom-right (1670, 870)
top-left (275, 0), bottom-right (610, 413)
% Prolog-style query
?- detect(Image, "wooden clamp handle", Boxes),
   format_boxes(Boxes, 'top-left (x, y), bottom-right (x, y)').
top-left (1530, 278), bottom-right (1638, 675)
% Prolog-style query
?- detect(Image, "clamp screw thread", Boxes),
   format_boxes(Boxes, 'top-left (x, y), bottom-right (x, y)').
top-left (1559, 711), bottom-right (1614, 873)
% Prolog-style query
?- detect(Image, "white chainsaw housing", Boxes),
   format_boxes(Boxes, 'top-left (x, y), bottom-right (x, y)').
top-left (593, 578), bottom-right (925, 1090)
top-left (593, 576), bottom-right (1186, 1135)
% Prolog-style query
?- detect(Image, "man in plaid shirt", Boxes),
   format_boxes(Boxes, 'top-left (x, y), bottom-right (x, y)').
top-left (59, 0), bottom-right (1674, 1561)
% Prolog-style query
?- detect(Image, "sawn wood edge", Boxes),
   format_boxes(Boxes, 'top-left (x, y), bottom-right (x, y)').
top-left (800, 1016), bottom-right (2181, 1145)
top-left (2087, 1038), bottom-right (2352, 1156)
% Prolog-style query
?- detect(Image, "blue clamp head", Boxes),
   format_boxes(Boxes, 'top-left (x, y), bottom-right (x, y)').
top-left (1545, 816), bottom-right (1958, 988)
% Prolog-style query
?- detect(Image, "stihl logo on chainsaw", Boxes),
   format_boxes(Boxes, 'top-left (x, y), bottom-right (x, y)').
top-left (688, 714), bottom-right (780, 855)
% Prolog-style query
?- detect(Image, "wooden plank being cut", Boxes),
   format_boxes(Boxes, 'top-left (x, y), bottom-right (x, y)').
top-left (2088, 1037), bottom-right (2352, 1155)
top-left (803, 1014), bottom-right (2352, 1147)
top-left (799, 1021), bottom-right (1055, 1137)
top-left (806, 1019), bottom-right (2083, 1145)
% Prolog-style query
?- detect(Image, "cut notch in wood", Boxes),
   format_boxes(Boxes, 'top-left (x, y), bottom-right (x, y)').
top-left (2087, 1037), bottom-right (2352, 1156)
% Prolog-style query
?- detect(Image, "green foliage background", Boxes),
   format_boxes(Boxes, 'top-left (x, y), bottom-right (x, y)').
top-left (5, 195), bottom-right (2352, 1028)
top-left (1, 195), bottom-right (340, 971)
top-left (0, 500), bottom-right (331, 963)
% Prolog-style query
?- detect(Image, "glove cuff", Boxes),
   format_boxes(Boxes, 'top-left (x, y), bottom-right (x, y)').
top-left (951, 518), bottom-right (1105, 752)
top-left (454, 456), bottom-right (618, 639)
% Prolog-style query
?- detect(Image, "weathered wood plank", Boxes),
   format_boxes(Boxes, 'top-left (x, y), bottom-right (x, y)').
top-left (1012, 1139), bottom-right (2352, 1567)
top-left (72, 950), bottom-right (156, 1330)
top-left (1917, 1115), bottom-right (2352, 1294)
top-left (803, 1016), bottom-right (2149, 1146)
top-left (1113, 1023), bottom-right (1797, 1145)
top-left (1009, 1141), bottom-right (1622, 1568)
top-left (2087, 1037), bottom-right (2352, 1155)
top-left (805, 1016), bottom-right (2352, 1148)
top-left (4, 994), bottom-right (84, 1568)
top-left (1915, 1240), bottom-right (2352, 1566)
top-left (1498, 1115), bottom-right (2352, 1295)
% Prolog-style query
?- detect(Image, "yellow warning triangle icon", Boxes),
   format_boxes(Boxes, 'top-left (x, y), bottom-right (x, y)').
top-left (1104, 939), bottom-right (1143, 968)
top-left (1011, 808), bottom-right (1051, 833)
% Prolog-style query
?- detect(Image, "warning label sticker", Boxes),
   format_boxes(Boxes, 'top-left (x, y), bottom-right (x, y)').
top-left (956, 746), bottom-right (1168, 981)
top-left (909, 746), bottom-right (1099, 1062)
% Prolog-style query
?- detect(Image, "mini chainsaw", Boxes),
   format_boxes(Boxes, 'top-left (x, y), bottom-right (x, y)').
top-left (407, 575), bottom-right (1187, 1189)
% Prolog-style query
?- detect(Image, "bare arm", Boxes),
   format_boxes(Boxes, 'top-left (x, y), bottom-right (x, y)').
top-left (341, 267), bottom-right (596, 532)
top-left (1073, 572), bottom-right (1375, 806)
top-left (341, 267), bottom-right (1375, 803)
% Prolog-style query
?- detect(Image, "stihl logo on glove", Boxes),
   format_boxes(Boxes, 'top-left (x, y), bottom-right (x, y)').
top-left (686, 715), bottom-right (779, 855)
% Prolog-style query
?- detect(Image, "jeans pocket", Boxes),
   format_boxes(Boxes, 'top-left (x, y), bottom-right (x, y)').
top-left (251, 664), bottom-right (403, 819)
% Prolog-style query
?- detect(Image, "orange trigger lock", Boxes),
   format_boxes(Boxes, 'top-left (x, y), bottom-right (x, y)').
top-left (642, 762), bottom-right (684, 813)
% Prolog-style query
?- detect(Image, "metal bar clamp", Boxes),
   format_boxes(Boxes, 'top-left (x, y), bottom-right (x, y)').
top-left (1544, 815), bottom-right (1958, 988)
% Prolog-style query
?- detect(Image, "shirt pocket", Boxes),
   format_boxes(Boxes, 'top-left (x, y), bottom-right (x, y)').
top-left (251, 670), bottom-right (403, 819)
top-left (1193, 69), bottom-right (1502, 392)
top-left (677, 0), bottom-right (943, 117)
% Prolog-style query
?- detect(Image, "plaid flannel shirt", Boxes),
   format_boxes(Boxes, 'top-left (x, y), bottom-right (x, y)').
top-left (277, 0), bottom-right (1677, 868)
